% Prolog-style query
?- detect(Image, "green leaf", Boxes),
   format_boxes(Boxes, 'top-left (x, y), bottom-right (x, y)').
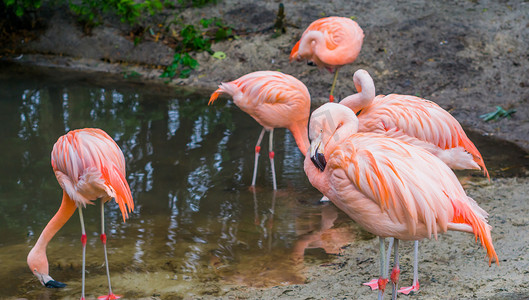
top-left (212, 51), bottom-right (226, 60)
top-left (15, 6), bottom-right (24, 17)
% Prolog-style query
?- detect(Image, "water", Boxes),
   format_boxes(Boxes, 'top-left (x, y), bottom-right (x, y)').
top-left (0, 63), bottom-right (527, 299)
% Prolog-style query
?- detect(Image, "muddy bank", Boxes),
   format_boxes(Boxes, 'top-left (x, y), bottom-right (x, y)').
top-left (1, 0), bottom-right (529, 299)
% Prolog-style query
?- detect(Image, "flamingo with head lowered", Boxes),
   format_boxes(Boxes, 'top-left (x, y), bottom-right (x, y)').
top-left (209, 71), bottom-right (311, 190)
top-left (27, 128), bottom-right (134, 300)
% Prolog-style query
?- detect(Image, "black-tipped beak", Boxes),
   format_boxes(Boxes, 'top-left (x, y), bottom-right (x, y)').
top-left (44, 279), bottom-right (67, 288)
top-left (307, 61), bottom-right (315, 66)
top-left (311, 152), bottom-right (326, 171)
top-left (309, 134), bottom-right (326, 171)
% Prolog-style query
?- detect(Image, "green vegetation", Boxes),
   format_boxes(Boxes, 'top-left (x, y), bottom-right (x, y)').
top-left (2, 0), bottom-right (41, 17)
top-left (2, 0), bottom-right (232, 80)
top-left (161, 17), bottom-right (234, 80)
top-left (69, 0), bottom-right (163, 27)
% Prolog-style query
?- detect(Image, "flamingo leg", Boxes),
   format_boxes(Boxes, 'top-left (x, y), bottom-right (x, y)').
top-left (375, 237), bottom-right (393, 300)
top-left (98, 201), bottom-right (121, 300)
top-left (268, 129), bottom-right (277, 190)
top-left (363, 237), bottom-right (394, 291)
top-left (329, 68), bottom-right (340, 102)
top-left (398, 240), bottom-right (420, 294)
top-left (251, 128), bottom-right (266, 187)
top-left (391, 239), bottom-right (400, 300)
top-left (79, 207), bottom-right (87, 300)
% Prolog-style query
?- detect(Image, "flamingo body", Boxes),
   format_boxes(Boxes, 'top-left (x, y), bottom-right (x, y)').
top-left (341, 69), bottom-right (489, 177)
top-left (209, 71), bottom-right (311, 149)
top-left (51, 128), bottom-right (134, 217)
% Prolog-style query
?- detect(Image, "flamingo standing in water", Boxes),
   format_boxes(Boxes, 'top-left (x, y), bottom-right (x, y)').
top-left (27, 128), bottom-right (134, 300)
top-left (305, 103), bottom-right (498, 299)
top-left (290, 16), bottom-right (364, 102)
top-left (209, 71), bottom-right (311, 190)
top-left (338, 69), bottom-right (489, 294)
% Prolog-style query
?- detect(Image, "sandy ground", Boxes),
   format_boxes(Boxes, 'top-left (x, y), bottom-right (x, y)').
top-left (2, 0), bottom-right (529, 299)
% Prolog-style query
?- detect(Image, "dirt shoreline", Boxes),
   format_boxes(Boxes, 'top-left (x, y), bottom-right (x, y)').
top-left (2, 0), bottom-right (529, 299)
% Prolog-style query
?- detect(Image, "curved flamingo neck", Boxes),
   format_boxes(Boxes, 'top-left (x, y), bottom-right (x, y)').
top-left (339, 70), bottom-right (376, 113)
top-left (311, 103), bottom-right (359, 157)
top-left (28, 191), bottom-right (77, 274)
top-left (289, 121), bottom-right (310, 156)
top-left (324, 118), bottom-right (358, 157)
top-left (298, 31), bottom-right (325, 59)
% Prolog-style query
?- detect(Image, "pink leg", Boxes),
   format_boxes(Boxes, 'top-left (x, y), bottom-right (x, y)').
top-left (398, 240), bottom-right (420, 295)
top-left (98, 201), bottom-right (121, 300)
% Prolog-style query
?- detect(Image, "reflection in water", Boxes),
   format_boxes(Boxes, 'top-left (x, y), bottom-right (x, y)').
top-left (0, 66), bottom-right (364, 299)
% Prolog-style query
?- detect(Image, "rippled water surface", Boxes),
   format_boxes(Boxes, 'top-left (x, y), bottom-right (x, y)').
top-left (0, 64), bottom-right (368, 299)
top-left (1, 64), bottom-right (527, 299)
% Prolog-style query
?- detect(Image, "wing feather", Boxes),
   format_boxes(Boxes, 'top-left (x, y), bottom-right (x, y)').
top-left (360, 94), bottom-right (488, 177)
top-left (328, 133), bottom-right (461, 238)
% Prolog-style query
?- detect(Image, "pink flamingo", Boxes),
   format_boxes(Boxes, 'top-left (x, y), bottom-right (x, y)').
top-left (338, 69), bottom-right (490, 294)
top-left (290, 16), bottom-right (364, 102)
top-left (341, 69), bottom-right (489, 177)
top-left (209, 71), bottom-right (311, 190)
top-left (27, 128), bottom-right (134, 300)
top-left (305, 103), bottom-right (498, 299)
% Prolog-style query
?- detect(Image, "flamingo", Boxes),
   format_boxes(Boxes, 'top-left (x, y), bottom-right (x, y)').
top-left (289, 16), bottom-right (364, 102)
top-left (340, 69), bottom-right (489, 177)
top-left (27, 128), bottom-right (134, 300)
top-left (209, 71), bottom-right (311, 190)
top-left (304, 103), bottom-right (498, 299)
top-left (338, 69), bottom-right (491, 294)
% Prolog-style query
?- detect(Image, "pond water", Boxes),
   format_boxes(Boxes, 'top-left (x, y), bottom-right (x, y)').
top-left (0, 63), bottom-right (527, 299)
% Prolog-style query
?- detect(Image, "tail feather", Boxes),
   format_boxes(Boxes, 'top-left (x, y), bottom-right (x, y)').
top-left (208, 89), bottom-right (222, 105)
top-left (451, 197), bottom-right (498, 266)
top-left (209, 82), bottom-right (239, 105)
top-left (289, 40), bottom-right (301, 61)
top-left (101, 163), bottom-right (134, 222)
top-left (458, 135), bottom-right (490, 180)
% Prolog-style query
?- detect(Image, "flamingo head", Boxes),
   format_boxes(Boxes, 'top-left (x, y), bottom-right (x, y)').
top-left (27, 247), bottom-right (66, 288)
top-left (308, 103), bottom-right (359, 171)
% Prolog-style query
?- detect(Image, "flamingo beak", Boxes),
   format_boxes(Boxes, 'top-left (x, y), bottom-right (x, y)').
top-left (34, 271), bottom-right (67, 288)
top-left (310, 133), bottom-right (326, 171)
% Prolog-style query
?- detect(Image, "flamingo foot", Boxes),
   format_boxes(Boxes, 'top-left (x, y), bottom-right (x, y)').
top-left (362, 278), bottom-right (379, 290)
top-left (398, 281), bottom-right (420, 295)
top-left (98, 293), bottom-right (122, 300)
